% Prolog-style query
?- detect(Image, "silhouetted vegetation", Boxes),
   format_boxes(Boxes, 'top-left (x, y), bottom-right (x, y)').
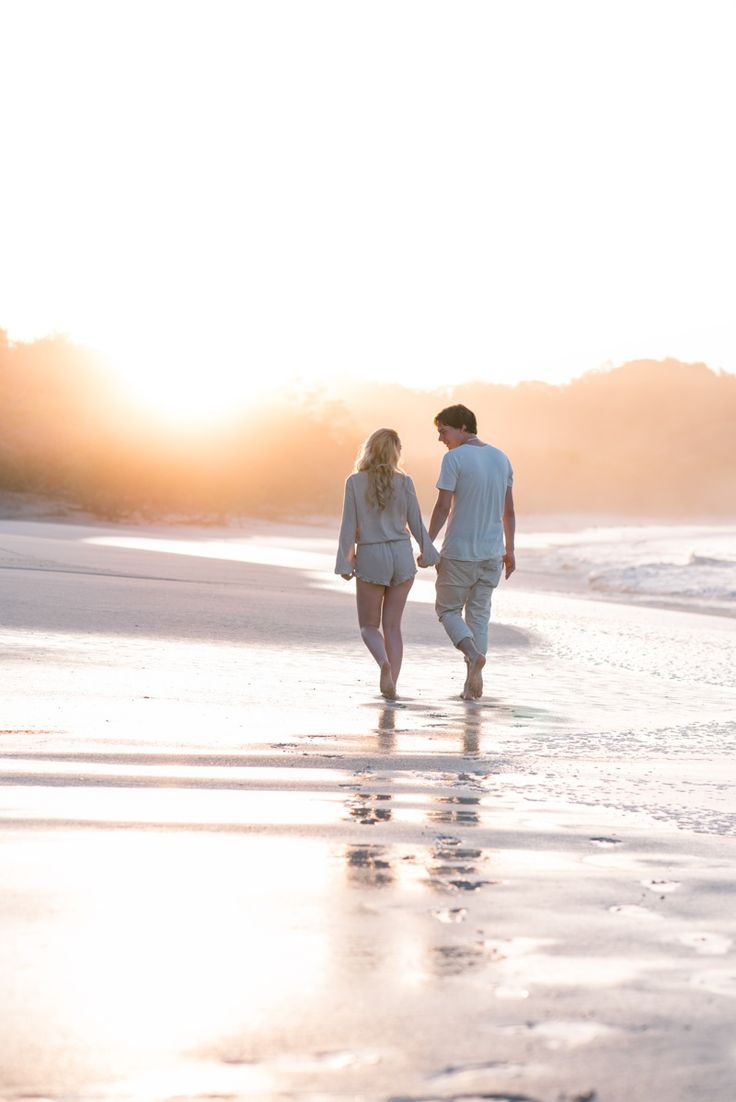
top-left (1, 328), bottom-right (734, 520)
top-left (0, 330), bottom-right (360, 519)
top-left (345, 361), bottom-right (736, 516)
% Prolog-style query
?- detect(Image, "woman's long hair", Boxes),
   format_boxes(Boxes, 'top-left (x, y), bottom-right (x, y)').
top-left (354, 428), bottom-right (402, 511)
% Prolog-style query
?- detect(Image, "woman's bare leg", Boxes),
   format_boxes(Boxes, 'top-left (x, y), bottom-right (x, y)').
top-left (381, 577), bottom-right (414, 687)
top-left (356, 579), bottom-right (395, 698)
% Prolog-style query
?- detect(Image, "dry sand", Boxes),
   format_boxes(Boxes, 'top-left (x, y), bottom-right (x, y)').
top-left (0, 515), bottom-right (735, 1102)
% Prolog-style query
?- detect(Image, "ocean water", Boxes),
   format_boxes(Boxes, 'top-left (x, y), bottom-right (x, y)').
top-left (518, 521), bottom-right (736, 614)
top-left (85, 517), bottom-right (736, 617)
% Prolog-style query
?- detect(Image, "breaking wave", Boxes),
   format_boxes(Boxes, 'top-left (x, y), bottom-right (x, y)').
top-left (588, 553), bottom-right (736, 604)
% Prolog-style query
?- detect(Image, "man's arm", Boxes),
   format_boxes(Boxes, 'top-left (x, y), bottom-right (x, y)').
top-left (502, 485), bottom-right (515, 579)
top-left (428, 489), bottom-right (454, 543)
top-left (418, 489), bottom-right (453, 565)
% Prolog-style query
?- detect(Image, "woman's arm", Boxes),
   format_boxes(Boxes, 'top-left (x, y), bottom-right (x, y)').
top-left (335, 477), bottom-right (358, 577)
top-left (405, 477), bottom-right (440, 566)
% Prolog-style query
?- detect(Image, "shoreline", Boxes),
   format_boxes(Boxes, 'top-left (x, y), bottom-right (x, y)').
top-left (2, 503), bottom-right (734, 623)
top-left (2, 487), bottom-right (734, 529)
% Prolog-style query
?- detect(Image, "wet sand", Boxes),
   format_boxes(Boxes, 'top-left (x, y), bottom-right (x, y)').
top-left (1, 517), bottom-right (735, 1102)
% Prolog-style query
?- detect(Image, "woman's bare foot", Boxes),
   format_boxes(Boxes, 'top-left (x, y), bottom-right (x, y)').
top-left (380, 661), bottom-right (396, 699)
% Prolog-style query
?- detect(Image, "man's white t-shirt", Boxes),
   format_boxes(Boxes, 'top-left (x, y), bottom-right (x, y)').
top-left (437, 443), bottom-right (513, 561)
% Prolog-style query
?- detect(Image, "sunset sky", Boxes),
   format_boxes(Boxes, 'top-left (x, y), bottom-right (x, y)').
top-left (2, 0), bottom-right (735, 418)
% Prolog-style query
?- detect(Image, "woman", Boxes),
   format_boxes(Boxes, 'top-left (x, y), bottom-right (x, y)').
top-left (335, 428), bottom-right (439, 699)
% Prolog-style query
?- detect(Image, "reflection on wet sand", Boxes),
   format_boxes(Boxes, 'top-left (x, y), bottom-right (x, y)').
top-left (342, 696), bottom-right (495, 937)
top-left (345, 791), bottom-right (393, 825)
top-left (340, 758), bottom-right (501, 987)
top-left (363, 692), bottom-right (492, 757)
top-left (427, 840), bottom-right (494, 894)
top-left (373, 697), bottom-right (485, 754)
top-left (460, 703), bottom-right (481, 755)
top-left (344, 845), bottom-right (393, 888)
top-left (429, 940), bottom-right (488, 976)
top-left (376, 703), bottom-right (396, 752)
top-left (427, 793), bottom-right (482, 827)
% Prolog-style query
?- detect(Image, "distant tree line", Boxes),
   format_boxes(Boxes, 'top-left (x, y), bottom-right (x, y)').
top-left (1, 329), bottom-right (734, 519)
top-left (341, 361), bottom-right (736, 516)
top-left (0, 330), bottom-right (360, 519)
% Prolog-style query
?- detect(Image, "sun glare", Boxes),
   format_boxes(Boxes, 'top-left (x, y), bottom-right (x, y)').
top-left (105, 338), bottom-right (284, 424)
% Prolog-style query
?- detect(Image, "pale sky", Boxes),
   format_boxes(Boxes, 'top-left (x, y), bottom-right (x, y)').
top-left (1, 0), bottom-right (734, 418)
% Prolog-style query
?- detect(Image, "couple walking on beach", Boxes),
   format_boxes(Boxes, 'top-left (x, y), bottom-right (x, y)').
top-left (335, 404), bottom-right (515, 700)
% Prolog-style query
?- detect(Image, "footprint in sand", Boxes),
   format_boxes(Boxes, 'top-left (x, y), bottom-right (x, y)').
top-left (429, 942), bottom-right (487, 976)
top-left (609, 904), bottom-right (662, 921)
top-left (494, 985), bottom-right (531, 1000)
top-left (690, 969), bottom-right (736, 997)
top-left (527, 1019), bottom-right (620, 1049)
top-left (641, 879), bottom-right (681, 894)
top-left (671, 932), bottom-right (732, 956)
top-left (427, 1059), bottom-right (530, 1084)
top-left (431, 907), bottom-right (468, 924)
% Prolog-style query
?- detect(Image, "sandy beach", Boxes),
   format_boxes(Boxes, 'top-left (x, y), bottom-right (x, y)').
top-left (1, 513), bottom-right (735, 1102)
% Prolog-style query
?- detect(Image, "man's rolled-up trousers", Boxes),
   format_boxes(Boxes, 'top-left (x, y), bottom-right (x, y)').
top-left (435, 556), bottom-right (504, 655)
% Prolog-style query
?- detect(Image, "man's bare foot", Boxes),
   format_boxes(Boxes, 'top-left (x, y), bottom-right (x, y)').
top-left (380, 661), bottom-right (396, 700)
top-left (462, 656), bottom-right (471, 699)
top-left (467, 653), bottom-right (486, 699)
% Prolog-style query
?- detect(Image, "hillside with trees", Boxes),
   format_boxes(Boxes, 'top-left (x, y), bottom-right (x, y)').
top-left (341, 360), bottom-right (736, 516)
top-left (1, 329), bottom-right (734, 519)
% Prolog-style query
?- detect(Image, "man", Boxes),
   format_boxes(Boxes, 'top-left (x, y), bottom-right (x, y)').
top-left (420, 403), bottom-right (515, 700)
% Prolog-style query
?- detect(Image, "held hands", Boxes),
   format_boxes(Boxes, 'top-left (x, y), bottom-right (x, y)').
top-left (418, 543), bottom-right (441, 569)
top-left (417, 553), bottom-right (437, 569)
top-left (417, 550), bottom-right (512, 575)
top-left (503, 551), bottom-right (516, 579)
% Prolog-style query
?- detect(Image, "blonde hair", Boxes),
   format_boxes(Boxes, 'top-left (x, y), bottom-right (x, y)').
top-left (355, 428), bottom-right (402, 511)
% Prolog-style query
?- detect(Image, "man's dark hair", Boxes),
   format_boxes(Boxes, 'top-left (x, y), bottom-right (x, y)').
top-left (434, 404), bottom-right (477, 434)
